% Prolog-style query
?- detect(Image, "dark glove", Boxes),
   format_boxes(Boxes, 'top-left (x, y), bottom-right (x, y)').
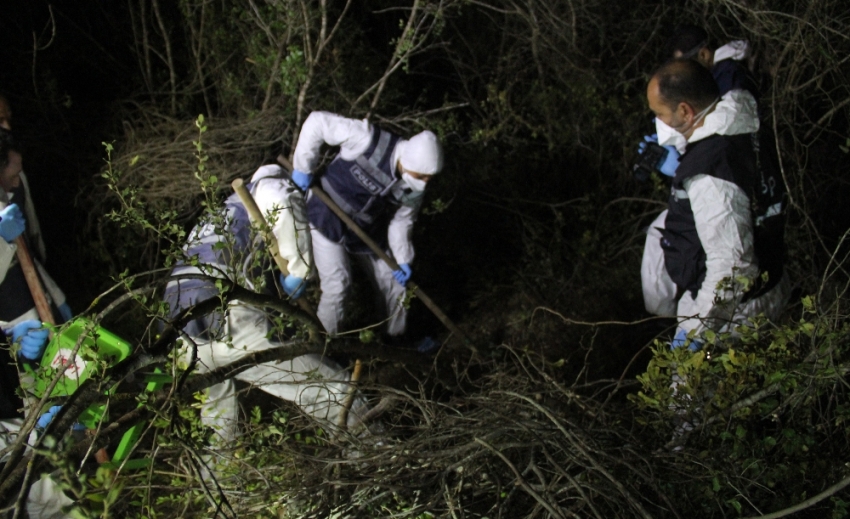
top-left (291, 170), bottom-right (313, 191)
top-left (671, 329), bottom-right (703, 351)
top-left (279, 273), bottom-right (307, 299)
top-left (415, 336), bottom-right (440, 354)
top-left (6, 319), bottom-right (49, 360)
top-left (638, 135), bottom-right (680, 177)
top-left (392, 263), bottom-right (412, 287)
top-left (0, 203), bottom-right (25, 243)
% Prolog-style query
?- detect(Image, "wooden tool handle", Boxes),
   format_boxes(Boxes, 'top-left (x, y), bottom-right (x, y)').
top-left (14, 236), bottom-right (55, 325)
top-left (309, 184), bottom-right (469, 343)
top-left (231, 178), bottom-right (290, 276)
top-left (230, 178), bottom-right (320, 322)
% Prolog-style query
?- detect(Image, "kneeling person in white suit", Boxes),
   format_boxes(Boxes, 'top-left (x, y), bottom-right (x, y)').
top-left (163, 164), bottom-right (364, 443)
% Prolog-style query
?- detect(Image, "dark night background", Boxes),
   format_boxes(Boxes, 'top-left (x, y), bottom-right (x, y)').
top-left (1, 2), bottom-right (137, 310)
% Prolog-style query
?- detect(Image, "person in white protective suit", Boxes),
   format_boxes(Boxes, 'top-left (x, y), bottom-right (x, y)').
top-left (640, 58), bottom-right (789, 349)
top-left (163, 164), bottom-right (366, 443)
top-left (1, 320), bottom-right (76, 518)
top-left (289, 111), bottom-right (444, 339)
top-left (0, 98), bottom-right (73, 329)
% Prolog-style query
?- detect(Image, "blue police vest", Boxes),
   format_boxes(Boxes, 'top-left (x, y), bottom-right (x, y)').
top-left (307, 126), bottom-right (422, 254)
top-left (662, 130), bottom-right (786, 301)
top-left (163, 181), bottom-right (265, 338)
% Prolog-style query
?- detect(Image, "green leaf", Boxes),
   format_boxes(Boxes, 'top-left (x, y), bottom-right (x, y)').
top-left (727, 498), bottom-right (742, 514)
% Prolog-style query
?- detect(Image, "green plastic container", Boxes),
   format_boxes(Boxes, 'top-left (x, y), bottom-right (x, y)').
top-left (27, 318), bottom-right (132, 429)
top-left (27, 318), bottom-right (173, 468)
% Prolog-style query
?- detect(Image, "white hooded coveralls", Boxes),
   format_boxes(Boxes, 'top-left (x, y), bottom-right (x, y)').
top-left (0, 174), bottom-right (73, 517)
top-left (0, 172), bottom-right (67, 328)
top-left (642, 90), bottom-right (790, 337)
top-left (293, 111), bottom-right (422, 337)
top-left (166, 165), bottom-right (363, 442)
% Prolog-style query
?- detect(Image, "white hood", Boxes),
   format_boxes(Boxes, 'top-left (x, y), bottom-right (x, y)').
top-left (713, 40), bottom-right (750, 63)
top-left (658, 89), bottom-right (759, 153)
top-left (688, 89), bottom-right (759, 144)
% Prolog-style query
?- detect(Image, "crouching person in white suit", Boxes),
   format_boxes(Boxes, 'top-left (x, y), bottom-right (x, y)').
top-left (640, 59), bottom-right (790, 349)
top-left (163, 163), bottom-right (365, 444)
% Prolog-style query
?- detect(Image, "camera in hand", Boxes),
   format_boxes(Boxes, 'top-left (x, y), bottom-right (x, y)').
top-left (633, 141), bottom-right (669, 182)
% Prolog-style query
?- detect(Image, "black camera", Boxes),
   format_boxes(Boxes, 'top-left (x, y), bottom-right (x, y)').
top-left (633, 141), bottom-right (669, 182)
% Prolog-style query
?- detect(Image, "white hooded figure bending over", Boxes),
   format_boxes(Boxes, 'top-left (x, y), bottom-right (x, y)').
top-left (290, 111), bottom-right (444, 339)
top-left (164, 163), bottom-right (365, 443)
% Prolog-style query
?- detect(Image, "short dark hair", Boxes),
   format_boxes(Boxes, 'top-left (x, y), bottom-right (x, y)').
top-left (653, 58), bottom-right (720, 111)
top-left (0, 127), bottom-right (19, 171)
top-left (665, 24), bottom-right (711, 58)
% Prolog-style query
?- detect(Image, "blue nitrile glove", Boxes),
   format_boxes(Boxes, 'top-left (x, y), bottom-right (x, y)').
top-left (37, 405), bottom-right (62, 430)
top-left (637, 135), bottom-right (680, 178)
top-left (279, 273), bottom-right (307, 299)
top-left (636, 134), bottom-right (657, 164)
top-left (36, 405), bottom-right (86, 432)
top-left (657, 144), bottom-right (680, 177)
top-left (671, 329), bottom-right (703, 351)
top-left (6, 319), bottom-right (49, 360)
top-left (58, 303), bottom-right (73, 323)
top-left (0, 203), bottom-right (26, 243)
top-left (415, 336), bottom-right (440, 354)
top-left (291, 169), bottom-right (313, 191)
top-left (392, 263), bottom-right (412, 287)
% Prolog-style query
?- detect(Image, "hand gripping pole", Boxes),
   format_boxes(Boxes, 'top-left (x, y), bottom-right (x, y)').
top-left (231, 178), bottom-right (320, 323)
top-left (275, 155), bottom-right (470, 347)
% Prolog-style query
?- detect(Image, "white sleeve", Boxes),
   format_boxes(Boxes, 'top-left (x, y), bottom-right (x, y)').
top-left (678, 175), bottom-right (759, 335)
top-left (0, 240), bottom-right (15, 284)
top-left (292, 111), bottom-right (373, 172)
top-left (387, 201), bottom-right (422, 266)
top-left (251, 166), bottom-right (312, 279)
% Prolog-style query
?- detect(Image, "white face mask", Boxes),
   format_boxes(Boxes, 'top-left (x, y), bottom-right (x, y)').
top-left (655, 97), bottom-right (720, 153)
top-left (402, 172), bottom-right (428, 192)
top-left (655, 118), bottom-right (686, 151)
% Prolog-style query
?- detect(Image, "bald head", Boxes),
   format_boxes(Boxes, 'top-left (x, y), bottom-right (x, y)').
top-left (647, 59), bottom-right (720, 139)
top-left (652, 58), bottom-right (719, 113)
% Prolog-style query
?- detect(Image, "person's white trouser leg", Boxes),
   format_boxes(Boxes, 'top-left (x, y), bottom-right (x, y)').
top-left (233, 353), bottom-right (366, 428)
top-left (1, 418), bottom-right (74, 519)
top-left (27, 475), bottom-right (74, 519)
top-left (356, 254), bottom-right (407, 337)
top-left (311, 228), bottom-right (351, 335)
top-left (676, 271), bottom-right (792, 337)
top-left (735, 272), bottom-right (792, 325)
top-left (202, 380), bottom-right (239, 444)
top-left (642, 210), bottom-right (679, 317)
top-left (185, 303), bottom-right (365, 436)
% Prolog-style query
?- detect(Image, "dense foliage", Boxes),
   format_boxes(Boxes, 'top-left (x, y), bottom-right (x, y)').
top-left (3, 0), bottom-right (850, 517)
